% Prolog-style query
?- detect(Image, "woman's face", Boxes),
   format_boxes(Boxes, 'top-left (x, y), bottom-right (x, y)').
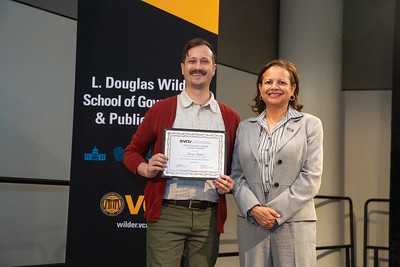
top-left (258, 65), bottom-right (296, 109)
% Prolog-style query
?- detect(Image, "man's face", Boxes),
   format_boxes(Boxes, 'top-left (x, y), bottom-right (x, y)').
top-left (181, 45), bottom-right (216, 90)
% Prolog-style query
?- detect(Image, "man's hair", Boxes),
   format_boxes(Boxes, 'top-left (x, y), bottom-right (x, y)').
top-left (181, 38), bottom-right (216, 63)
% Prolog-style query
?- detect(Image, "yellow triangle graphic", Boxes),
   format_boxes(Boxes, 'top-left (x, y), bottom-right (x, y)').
top-left (142, 0), bottom-right (219, 35)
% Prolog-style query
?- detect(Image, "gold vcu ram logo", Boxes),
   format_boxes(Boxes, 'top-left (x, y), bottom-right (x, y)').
top-left (100, 192), bottom-right (125, 216)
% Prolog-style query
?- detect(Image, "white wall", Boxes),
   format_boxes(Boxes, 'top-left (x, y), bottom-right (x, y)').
top-left (0, 1), bottom-right (75, 180)
top-left (344, 90), bottom-right (391, 266)
top-left (0, 1), bottom-right (75, 266)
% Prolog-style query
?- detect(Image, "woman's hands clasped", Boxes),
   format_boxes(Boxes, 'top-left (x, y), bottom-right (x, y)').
top-left (250, 205), bottom-right (281, 230)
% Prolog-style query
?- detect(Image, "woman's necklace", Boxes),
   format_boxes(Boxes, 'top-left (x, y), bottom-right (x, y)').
top-left (266, 117), bottom-right (278, 133)
top-left (266, 109), bottom-right (287, 132)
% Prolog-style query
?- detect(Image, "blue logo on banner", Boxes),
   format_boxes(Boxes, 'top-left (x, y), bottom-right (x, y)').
top-left (84, 146), bottom-right (106, 161)
top-left (113, 147), bottom-right (125, 162)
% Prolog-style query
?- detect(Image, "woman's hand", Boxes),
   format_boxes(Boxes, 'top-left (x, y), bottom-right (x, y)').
top-left (250, 205), bottom-right (281, 230)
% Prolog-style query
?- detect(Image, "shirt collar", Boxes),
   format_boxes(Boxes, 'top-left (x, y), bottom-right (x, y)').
top-left (287, 106), bottom-right (303, 120)
top-left (179, 89), bottom-right (219, 113)
top-left (255, 106), bottom-right (303, 125)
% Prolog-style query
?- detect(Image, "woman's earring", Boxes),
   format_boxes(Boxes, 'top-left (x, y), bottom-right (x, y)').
top-left (259, 95), bottom-right (263, 101)
top-left (289, 95), bottom-right (295, 101)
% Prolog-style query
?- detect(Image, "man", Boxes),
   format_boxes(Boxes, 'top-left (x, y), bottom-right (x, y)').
top-left (123, 38), bottom-right (240, 267)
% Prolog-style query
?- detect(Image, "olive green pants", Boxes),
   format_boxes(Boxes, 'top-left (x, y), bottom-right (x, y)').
top-left (146, 203), bottom-right (219, 267)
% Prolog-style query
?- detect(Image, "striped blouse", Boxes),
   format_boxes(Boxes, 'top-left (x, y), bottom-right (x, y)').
top-left (256, 106), bottom-right (302, 192)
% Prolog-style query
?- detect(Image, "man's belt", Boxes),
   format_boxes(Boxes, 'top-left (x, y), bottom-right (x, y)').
top-left (162, 199), bottom-right (218, 210)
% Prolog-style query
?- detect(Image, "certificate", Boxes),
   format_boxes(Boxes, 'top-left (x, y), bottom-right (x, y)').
top-left (163, 128), bottom-right (226, 179)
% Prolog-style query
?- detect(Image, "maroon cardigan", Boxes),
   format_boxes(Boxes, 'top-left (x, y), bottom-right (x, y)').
top-left (123, 95), bottom-right (240, 233)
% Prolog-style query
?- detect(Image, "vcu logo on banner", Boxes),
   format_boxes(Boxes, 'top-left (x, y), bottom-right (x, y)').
top-left (100, 193), bottom-right (146, 217)
top-left (99, 192), bottom-right (125, 216)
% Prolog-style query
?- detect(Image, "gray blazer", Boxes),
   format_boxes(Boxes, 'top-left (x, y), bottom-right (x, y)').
top-left (231, 112), bottom-right (323, 225)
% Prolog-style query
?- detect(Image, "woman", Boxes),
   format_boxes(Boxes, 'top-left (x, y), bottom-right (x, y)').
top-left (231, 59), bottom-right (323, 266)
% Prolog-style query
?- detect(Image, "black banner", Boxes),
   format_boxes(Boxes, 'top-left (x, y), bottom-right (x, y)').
top-left (66, 1), bottom-right (218, 265)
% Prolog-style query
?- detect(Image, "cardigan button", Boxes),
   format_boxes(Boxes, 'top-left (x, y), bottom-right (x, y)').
top-left (272, 182), bottom-right (280, 188)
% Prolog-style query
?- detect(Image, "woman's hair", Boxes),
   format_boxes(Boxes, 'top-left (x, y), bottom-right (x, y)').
top-left (251, 59), bottom-right (303, 114)
top-left (181, 38), bottom-right (216, 64)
